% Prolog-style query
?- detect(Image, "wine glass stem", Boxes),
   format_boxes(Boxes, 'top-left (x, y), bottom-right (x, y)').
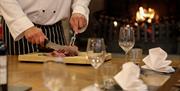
top-left (94, 68), bottom-right (101, 88)
top-left (125, 51), bottom-right (129, 62)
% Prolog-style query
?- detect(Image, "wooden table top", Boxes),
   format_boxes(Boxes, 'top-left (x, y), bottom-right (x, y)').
top-left (7, 54), bottom-right (180, 91)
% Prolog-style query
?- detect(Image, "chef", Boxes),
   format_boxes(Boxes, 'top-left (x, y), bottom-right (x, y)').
top-left (0, 0), bottom-right (91, 55)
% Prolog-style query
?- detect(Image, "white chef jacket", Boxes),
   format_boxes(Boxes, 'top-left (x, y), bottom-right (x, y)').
top-left (0, 0), bottom-right (90, 41)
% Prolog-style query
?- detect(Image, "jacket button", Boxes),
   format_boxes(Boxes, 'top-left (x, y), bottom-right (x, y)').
top-left (42, 10), bottom-right (45, 12)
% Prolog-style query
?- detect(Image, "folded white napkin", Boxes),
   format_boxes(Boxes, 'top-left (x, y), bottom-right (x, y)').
top-left (142, 47), bottom-right (175, 73)
top-left (114, 62), bottom-right (148, 91)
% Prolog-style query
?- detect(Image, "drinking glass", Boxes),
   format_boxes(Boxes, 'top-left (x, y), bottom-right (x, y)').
top-left (100, 63), bottom-right (117, 90)
top-left (129, 48), bottom-right (143, 64)
top-left (86, 38), bottom-right (106, 88)
top-left (42, 61), bottom-right (68, 91)
top-left (119, 25), bottom-right (135, 61)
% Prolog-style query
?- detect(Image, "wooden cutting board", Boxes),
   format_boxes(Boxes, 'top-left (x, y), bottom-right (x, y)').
top-left (18, 52), bottom-right (112, 64)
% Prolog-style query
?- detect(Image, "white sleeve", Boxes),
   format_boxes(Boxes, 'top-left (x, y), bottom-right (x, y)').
top-left (0, 0), bottom-right (34, 41)
top-left (72, 0), bottom-right (91, 33)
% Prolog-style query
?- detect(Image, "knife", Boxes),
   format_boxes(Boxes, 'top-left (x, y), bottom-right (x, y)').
top-left (44, 39), bottom-right (65, 51)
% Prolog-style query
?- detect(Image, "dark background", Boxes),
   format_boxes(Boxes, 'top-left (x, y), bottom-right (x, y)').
top-left (105, 0), bottom-right (180, 18)
top-left (76, 0), bottom-right (180, 54)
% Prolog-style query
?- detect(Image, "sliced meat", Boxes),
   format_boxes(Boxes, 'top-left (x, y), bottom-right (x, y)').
top-left (50, 45), bottom-right (79, 57)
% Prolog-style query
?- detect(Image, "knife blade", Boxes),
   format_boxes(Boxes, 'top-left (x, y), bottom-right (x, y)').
top-left (44, 39), bottom-right (65, 50)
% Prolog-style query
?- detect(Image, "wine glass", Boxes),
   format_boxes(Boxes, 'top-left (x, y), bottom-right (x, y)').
top-left (86, 38), bottom-right (106, 88)
top-left (42, 61), bottom-right (68, 91)
top-left (119, 25), bottom-right (135, 61)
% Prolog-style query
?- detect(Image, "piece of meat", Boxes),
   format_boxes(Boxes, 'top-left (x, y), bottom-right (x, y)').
top-left (50, 51), bottom-right (66, 57)
top-left (49, 45), bottom-right (79, 57)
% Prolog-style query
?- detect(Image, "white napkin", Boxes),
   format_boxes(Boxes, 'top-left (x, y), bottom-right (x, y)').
top-left (114, 62), bottom-right (148, 91)
top-left (141, 47), bottom-right (175, 73)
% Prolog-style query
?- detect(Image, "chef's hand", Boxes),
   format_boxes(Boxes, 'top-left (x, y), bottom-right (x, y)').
top-left (24, 26), bottom-right (47, 46)
top-left (70, 13), bottom-right (87, 33)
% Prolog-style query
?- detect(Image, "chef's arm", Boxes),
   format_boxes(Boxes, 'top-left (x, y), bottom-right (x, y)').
top-left (0, 0), bottom-right (34, 41)
top-left (71, 0), bottom-right (91, 33)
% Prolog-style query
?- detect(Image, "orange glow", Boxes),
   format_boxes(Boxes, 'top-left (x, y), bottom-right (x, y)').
top-left (136, 6), bottom-right (155, 23)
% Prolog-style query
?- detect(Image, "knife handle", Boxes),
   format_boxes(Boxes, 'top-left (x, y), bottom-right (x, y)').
top-left (39, 39), bottom-right (55, 52)
top-left (44, 39), bottom-right (49, 46)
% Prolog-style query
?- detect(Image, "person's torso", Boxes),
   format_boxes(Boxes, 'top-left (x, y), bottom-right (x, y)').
top-left (17, 0), bottom-right (72, 25)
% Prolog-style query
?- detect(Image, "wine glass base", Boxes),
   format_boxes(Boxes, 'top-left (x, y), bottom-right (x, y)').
top-left (81, 84), bottom-right (103, 91)
top-left (95, 82), bottom-right (111, 91)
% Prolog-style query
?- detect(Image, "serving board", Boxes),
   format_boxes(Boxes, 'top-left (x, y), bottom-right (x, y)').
top-left (18, 52), bottom-right (112, 64)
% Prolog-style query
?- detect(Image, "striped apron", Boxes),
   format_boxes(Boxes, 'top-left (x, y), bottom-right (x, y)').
top-left (2, 20), bottom-right (67, 55)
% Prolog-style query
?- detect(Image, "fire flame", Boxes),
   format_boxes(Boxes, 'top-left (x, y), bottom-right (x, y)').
top-left (136, 6), bottom-right (155, 23)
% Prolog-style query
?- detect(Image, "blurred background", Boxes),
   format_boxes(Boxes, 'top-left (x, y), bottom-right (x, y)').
top-left (75, 0), bottom-right (180, 54)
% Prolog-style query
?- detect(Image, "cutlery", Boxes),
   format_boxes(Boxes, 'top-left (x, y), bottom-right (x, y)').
top-left (69, 32), bottom-right (76, 46)
top-left (44, 39), bottom-right (65, 50)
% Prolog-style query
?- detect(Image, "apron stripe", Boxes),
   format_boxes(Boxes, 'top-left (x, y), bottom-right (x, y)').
top-left (51, 25), bottom-right (54, 42)
top-left (17, 40), bottom-right (21, 54)
top-left (52, 25), bottom-right (56, 43)
top-left (4, 23), bottom-right (7, 47)
top-left (56, 24), bottom-right (61, 44)
top-left (43, 26), bottom-right (48, 37)
top-left (48, 27), bottom-right (52, 41)
top-left (31, 43), bottom-right (34, 53)
top-left (55, 24), bottom-right (60, 44)
top-left (22, 38), bottom-right (25, 54)
top-left (8, 27), bottom-right (13, 55)
top-left (26, 37), bottom-right (30, 53)
top-left (58, 24), bottom-right (64, 45)
top-left (58, 23), bottom-right (65, 45)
